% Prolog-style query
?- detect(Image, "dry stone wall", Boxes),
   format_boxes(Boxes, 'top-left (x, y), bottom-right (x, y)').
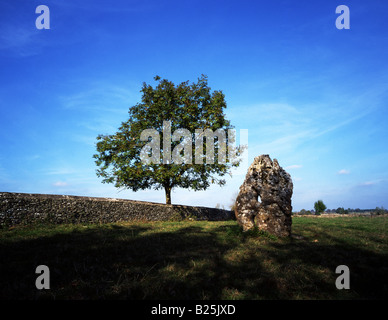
top-left (0, 192), bottom-right (234, 226)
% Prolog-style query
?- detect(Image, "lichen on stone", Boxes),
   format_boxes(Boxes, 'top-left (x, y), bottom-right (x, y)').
top-left (234, 154), bottom-right (293, 237)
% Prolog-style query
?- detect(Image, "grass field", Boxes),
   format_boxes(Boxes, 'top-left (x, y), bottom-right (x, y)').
top-left (0, 216), bottom-right (387, 300)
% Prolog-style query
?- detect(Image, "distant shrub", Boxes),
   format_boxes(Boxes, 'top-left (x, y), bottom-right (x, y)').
top-left (374, 206), bottom-right (387, 215)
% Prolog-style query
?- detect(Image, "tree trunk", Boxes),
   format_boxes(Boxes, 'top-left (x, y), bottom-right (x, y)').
top-left (165, 186), bottom-right (172, 204)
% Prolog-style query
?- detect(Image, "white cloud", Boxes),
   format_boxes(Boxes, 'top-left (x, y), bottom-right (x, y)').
top-left (338, 169), bottom-right (350, 175)
top-left (45, 167), bottom-right (77, 175)
top-left (53, 181), bottom-right (68, 187)
top-left (360, 181), bottom-right (376, 186)
top-left (285, 164), bottom-right (302, 170)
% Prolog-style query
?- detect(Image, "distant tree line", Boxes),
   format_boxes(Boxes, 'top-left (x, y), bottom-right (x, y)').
top-left (228, 195), bottom-right (387, 216)
top-left (293, 204), bottom-right (387, 216)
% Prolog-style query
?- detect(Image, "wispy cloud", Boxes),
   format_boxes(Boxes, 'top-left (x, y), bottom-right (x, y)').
top-left (60, 83), bottom-right (138, 145)
top-left (338, 169), bottom-right (350, 175)
top-left (52, 0), bottom-right (162, 14)
top-left (0, 163), bottom-right (10, 181)
top-left (285, 164), bottom-right (302, 170)
top-left (359, 181), bottom-right (377, 186)
top-left (0, 0), bottom-right (48, 57)
top-left (53, 181), bottom-right (68, 187)
top-left (60, 84), bottom-right (136, 113)
top-left (229, 99), bottom-right (372, 159)
top-left (357, 179), bottom-right (387, 187)
top-left (45, 167), bottom-right (77, 175)
top-left (0, 26), bottom-right (43, 56)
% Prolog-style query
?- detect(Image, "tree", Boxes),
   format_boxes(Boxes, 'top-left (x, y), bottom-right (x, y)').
top-left (314, 200), bottom-right (327, 215)
top-left (336, 207), bottom-right (343, 214)
top-left (374, 206), bottom-right (386, 215)
top-left (93, 75), bottom-right (243, 204)
top-left (336, 207), bottom-right (349, 214)
top-left (229, 191), bottom-right (239, 212)
top-left (215, 203), bottom-right (225, 210)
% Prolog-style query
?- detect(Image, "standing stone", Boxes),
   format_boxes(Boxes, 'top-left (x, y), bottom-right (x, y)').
top-left (234, 155), bottom-right (293, 237)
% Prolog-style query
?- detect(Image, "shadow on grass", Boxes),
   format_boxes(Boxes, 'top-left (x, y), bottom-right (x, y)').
top-left (0, 222), bottom-right (386, 300)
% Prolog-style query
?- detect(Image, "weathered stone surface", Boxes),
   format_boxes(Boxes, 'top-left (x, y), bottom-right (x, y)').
top-left (235, 154), bottom-right (293, 237)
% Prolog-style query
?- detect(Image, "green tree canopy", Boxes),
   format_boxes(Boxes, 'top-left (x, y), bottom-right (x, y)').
top-left (314, 200), bottom-right (327, 215)
top-left (93, 75), bottom-right (243, 204)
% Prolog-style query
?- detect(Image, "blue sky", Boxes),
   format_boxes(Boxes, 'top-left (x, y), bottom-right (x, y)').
top-left (1, 0), bottom-right (387, 211)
